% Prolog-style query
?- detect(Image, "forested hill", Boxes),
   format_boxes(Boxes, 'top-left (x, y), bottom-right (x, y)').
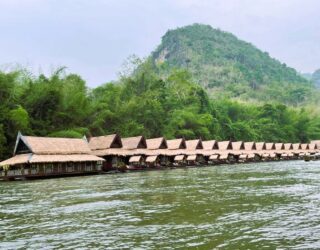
top-left (151, 24), bottom-right (315, 104)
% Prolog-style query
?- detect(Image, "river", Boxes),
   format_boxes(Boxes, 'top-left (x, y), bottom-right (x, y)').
top-left (1, 161), bottom-right (320, 249)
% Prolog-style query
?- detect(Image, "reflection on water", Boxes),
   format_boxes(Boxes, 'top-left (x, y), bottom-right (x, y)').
top-left (1, 161), bottom-right (320, 249)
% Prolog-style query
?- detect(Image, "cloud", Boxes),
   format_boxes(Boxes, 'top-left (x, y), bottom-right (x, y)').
top-left (0, 0), bottom-right (319, 86)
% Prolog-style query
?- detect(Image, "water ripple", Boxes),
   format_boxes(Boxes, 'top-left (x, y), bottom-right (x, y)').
top-left (1, 161), bottom-right (320, 249)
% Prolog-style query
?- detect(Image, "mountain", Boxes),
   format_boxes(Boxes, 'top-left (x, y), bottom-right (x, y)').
top-left (150, 24), bottom-right (314, 105)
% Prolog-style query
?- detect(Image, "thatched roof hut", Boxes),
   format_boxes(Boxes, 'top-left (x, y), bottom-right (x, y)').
top-left (167, 138), bottom-right (186, 150)
top-left (0, 133), bottom-right (104, 167)
top-left (186, 139), bottom-right (203, 150)
top-left (14, 134), bottom-right (92, 155)
top-left (301, 144), bottom-right (309, 150)
top-left (146, 137), bottom-right (167, 150)
top-left (217, 141), bottom-right (232, 150)
top-left (202, 140), bottom-right (218, 150)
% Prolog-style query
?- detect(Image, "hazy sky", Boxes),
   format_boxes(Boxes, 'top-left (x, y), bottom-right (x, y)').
top-left (0, 0), bottom-right (319, 87)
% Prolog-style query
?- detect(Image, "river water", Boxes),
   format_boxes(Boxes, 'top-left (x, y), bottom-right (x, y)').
top-left (1, 161), bottom-right (320, 249)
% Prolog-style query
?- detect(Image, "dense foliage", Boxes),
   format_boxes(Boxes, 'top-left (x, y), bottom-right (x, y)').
top-left (1, 64), bottom-right (320, 160)
top-left (151, 24), bottom-right (317, 104)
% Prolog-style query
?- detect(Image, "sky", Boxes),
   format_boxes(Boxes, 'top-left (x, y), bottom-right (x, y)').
top-left (0, 0), bottom-right (319, 87)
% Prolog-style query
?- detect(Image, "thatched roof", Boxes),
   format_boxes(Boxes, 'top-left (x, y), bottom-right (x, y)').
top-left (186, 139), bottom-right (203, 150)
top-left (92, 148), bottom-right (156, 157)
top-left (174, 155), bottom-right (185, 161)
top-left (89, 134), bottom-right (122, 150)
top-left (265, 143), bottom-right (276, 150)
top-left (219, 153), bottom-right (229, 159)
top-left (129, 155), bottom-right (143, 163)
top-left (14, 133), bottom-right (91, 155)
top-left (209, 154), bottom-right (219, 160)
top-left (135, 149), bottom-right (161, 156)
top-left (308, 143), bottom-right (318, 150)
top-left (311, 140), bottom-right (320, 148)
top-left (244, 142), bottom-right (256, 151)
top-left (162, 149), bottom-right (186, 156)
top-left (122, 136), bottom-right (147, 150)
top-left (146, 137), bottom-right (167, 150)
top-left (0, 133), bottom-right (105, 167)
top-left (187, 155), bottom-right (197, 161)
top-left (255, 142), bottom-right (266, 151)
top-left (284, 143), bottom-right (293, 150)
top-left (301, 144), bottom-right (309, 150)
top-left (196, 149), bottom-right (216, 156)
top-left (202, 140), bottom-right (218, 150)
top-left (275, 143), bottom-right (285, 150)
top-left (144, 149), bottom-right (167, 156)
top-left (232, 141), bottom-right (245, 150)
top-left (167, 138), bottom-right (186, 150)
top-left (91, 148), bottom-right (127, 157)
top-left (146, 155), bottom-right (158, 163)
top-left (30, 154), bottom-right (104, 163)
top-left (292, 143), bottom-right (301, 150)
top-left (217, 141), bottom-right (232, 150)
top-left (0, 153), bottom-right (104, 167)
top-left (0, 154), bottom-right (31, 167)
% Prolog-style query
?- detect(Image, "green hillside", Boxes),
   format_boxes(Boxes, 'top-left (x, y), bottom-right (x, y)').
top-left (151, 24), bottom-right (314, 105)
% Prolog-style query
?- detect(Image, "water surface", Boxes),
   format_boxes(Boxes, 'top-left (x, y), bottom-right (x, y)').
top-left (1, 161), bottom-right (320, 249)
